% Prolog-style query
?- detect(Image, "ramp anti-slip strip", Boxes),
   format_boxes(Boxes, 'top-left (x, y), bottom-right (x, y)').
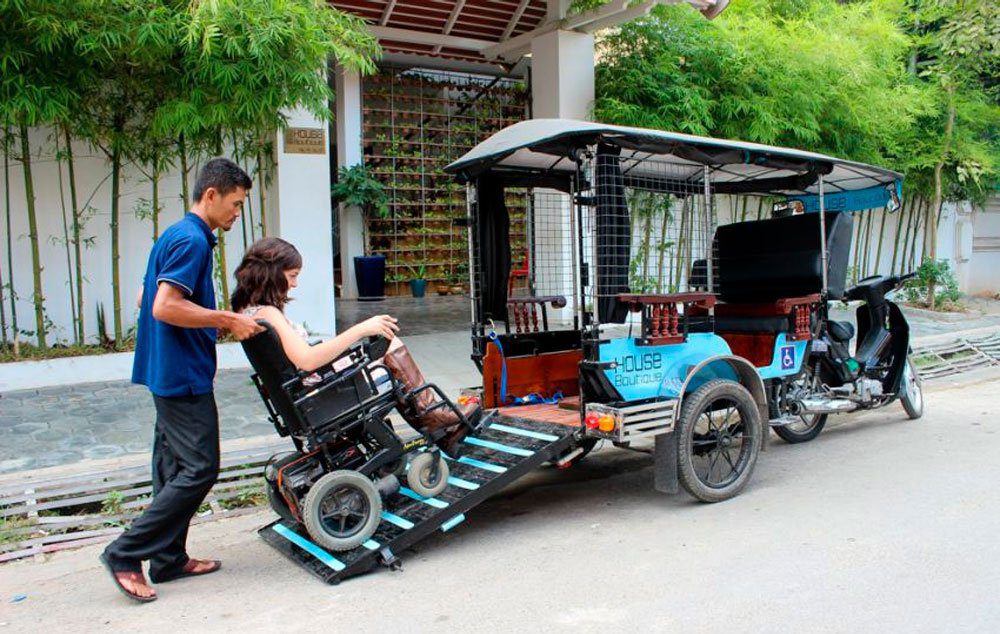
top-left (447, 476), bottom-right (480, 490)
top-left (381, 511), bottom-right (415, 530)
top-left (440, 514), bottom-right (466, 532)
top-left (490, 423), bottom-right (560, 442)
top-left (271, 523), bottom-right (345, 572)
top-left (444, 454), bottom-right (508, 474)
top-left (399, 487), bottom-right (449, 509)
top-left (462, 437), bottom-right (534, 457)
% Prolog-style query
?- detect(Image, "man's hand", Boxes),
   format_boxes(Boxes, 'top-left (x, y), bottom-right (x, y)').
top-left (152, 283), bottom-right (264, 340)
top-left (223, 313), bottom-right (265, 341)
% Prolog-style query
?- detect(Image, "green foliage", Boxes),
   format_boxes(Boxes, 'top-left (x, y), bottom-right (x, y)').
top-left (0, 0), bottom-right (381, 346)
top-left (332, 164), bottom-right (389, 217)
top-left (332, 164), bottom-right (390, 256)
top-left (594, 0), bottom-right (1000, 202)
top-left (903, 258), bottom-right (963, 309)
top-left (101, 489), bottom-right (124, 515)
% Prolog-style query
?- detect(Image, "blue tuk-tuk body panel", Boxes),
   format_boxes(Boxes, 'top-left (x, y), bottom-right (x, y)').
top-left (599, 332), bottom-right (806, 404)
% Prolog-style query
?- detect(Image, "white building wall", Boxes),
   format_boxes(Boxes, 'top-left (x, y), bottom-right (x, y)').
top-left (274, 107), bottom-right (336, 334)
top-left (968, 196), bottom-right (1000, 295)
top-left (0, 127), bottom-right (272, 345)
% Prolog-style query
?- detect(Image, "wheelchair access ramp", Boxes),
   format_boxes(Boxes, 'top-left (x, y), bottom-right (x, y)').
top-left (258, 412), bottom-right (578, 584)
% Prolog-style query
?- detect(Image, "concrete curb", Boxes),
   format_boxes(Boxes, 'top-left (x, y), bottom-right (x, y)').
top-left (0, 342), bottom-right (251, 393)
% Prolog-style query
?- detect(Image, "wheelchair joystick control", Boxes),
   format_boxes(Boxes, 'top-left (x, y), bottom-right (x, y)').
top-left (367, 335), bottom-right (391, 361)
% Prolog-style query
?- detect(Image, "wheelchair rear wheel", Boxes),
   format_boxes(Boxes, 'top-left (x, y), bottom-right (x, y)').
top-left (302, 470), bottom-right (382, 552)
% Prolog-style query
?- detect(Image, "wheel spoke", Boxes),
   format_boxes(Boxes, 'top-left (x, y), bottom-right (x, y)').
top-left (720, 405), bottom-right (735, 431)
top-left (706, 447), bottom-right (722, 485)
top-left (721, 446), bottom-right (737, 474)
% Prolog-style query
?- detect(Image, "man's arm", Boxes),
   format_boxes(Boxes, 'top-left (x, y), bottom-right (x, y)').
top-left (151, 282), bottom-right (262, 340)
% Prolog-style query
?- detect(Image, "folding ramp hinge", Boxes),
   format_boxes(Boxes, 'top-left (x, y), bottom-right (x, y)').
top-left (380, 547), bottom-right (402, 571)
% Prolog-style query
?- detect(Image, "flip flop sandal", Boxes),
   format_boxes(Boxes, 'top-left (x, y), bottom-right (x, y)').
top-left (150, 559), bottom-right (222, 584)
top-left (99, 553), bottom-right (157, 603)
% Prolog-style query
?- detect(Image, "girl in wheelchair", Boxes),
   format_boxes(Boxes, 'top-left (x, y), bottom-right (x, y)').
top-left (231, 237), bottom-right (479, 455)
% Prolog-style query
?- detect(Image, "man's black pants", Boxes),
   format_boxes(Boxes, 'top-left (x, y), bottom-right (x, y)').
top-left (104, 393), bottom-right (219, 578)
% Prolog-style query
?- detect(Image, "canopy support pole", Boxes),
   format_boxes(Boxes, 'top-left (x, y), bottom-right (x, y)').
top-left (703, 165), bottom-right (714, 293)
top-left (818, 174), bottom-right (829, 295)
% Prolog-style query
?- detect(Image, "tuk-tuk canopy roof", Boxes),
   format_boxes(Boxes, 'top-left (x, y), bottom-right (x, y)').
top-left (444, 119), bottom-right (902, 197)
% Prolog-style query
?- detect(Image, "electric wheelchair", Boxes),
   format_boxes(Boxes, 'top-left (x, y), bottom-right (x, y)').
top-left (241, 321), bottom-right (474, 551)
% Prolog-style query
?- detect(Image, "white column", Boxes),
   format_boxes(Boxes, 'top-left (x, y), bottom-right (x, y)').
top-left (530, 29), bottom-right (595, 120)
top-left (274, 106), bottom-right (336, 335)
top-left (335, 65), bottom-right (365, 300)
top-left (529, 29), bottom-right (594, 322)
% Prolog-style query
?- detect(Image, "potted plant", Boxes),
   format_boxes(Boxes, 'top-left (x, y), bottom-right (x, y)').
top-left (332, 164), bottom-right (390, 300)
top-left (407, 264), bottom-right (427, 298)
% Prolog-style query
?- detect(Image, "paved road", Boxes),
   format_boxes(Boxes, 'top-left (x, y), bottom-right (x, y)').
top-left (3, 376), bottom-right (998, 632)
top-left (3, 296), bottom-right (998, 474)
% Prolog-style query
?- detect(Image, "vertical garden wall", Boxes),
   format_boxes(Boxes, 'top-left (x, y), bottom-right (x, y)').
top-left (361, 68), bottom-right (529, 295)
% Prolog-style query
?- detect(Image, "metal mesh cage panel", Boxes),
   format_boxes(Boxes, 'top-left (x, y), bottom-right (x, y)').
top-left (584, 154), bottom-right (718, 326)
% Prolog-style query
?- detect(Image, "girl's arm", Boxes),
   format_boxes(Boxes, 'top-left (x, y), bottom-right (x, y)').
top-left (253, 306), bottom-right (398, 372)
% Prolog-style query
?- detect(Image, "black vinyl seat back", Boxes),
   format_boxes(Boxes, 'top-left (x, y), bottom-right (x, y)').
top-left (715, 212), bottom-right (854, 303)
top-left (241, 320), bottom-right (380, 441)
top-left (241, 320), bottom-right (310, 436)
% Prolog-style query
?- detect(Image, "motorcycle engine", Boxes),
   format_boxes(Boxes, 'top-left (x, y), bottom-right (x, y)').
top-left (857, 377), bottom-right (883, 403)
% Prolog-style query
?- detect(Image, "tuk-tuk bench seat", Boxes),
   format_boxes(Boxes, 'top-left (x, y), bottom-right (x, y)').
top-left (505, 295), bottom-right (567, 334)
top-left (714, 294), bottom-right (820, 341)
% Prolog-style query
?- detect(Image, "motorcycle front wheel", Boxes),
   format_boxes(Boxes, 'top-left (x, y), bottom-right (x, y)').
top-left (899, 356), bottom-right (924, 419)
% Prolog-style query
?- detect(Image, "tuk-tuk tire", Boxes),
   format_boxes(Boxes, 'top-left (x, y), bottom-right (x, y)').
top-left (677, 380), bottom-right (762, 503)
top-left (773, 414), bottom-right (828, 444)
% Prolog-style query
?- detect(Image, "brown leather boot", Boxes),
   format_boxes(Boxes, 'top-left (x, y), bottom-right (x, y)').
top-left (382, 342), bottom-right (479, 455)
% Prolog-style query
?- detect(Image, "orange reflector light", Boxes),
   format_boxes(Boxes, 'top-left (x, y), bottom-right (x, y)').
top-left (598, 414), bottom-right (615, 433)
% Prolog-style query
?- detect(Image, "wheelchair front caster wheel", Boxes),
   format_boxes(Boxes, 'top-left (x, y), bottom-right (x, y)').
top-left (407, 452), bottom-right (449, 497)
top-left (302, 470), bottom-right (382, 552)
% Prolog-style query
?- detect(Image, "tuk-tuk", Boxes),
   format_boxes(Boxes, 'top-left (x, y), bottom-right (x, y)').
top-left (446, 118), bottom-right (923, 503)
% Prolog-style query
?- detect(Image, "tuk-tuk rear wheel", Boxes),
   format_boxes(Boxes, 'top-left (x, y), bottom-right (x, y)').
top-left (677, 380), bottom-right (762, 503)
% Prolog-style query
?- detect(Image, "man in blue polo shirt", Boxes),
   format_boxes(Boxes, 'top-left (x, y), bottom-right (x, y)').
top-left (100, 158), bottom-right (263, 603)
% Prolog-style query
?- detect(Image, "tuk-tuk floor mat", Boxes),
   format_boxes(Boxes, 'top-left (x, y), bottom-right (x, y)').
top-left (497, 403), bottom-right (579, 427)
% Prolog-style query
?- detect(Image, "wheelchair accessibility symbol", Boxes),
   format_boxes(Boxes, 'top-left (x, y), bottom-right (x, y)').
top-left (780, 346), bottom-right (796, 370)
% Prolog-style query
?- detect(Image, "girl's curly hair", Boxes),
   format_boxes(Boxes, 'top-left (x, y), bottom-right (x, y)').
top-left (231, 237), bottom-right (303, 313)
